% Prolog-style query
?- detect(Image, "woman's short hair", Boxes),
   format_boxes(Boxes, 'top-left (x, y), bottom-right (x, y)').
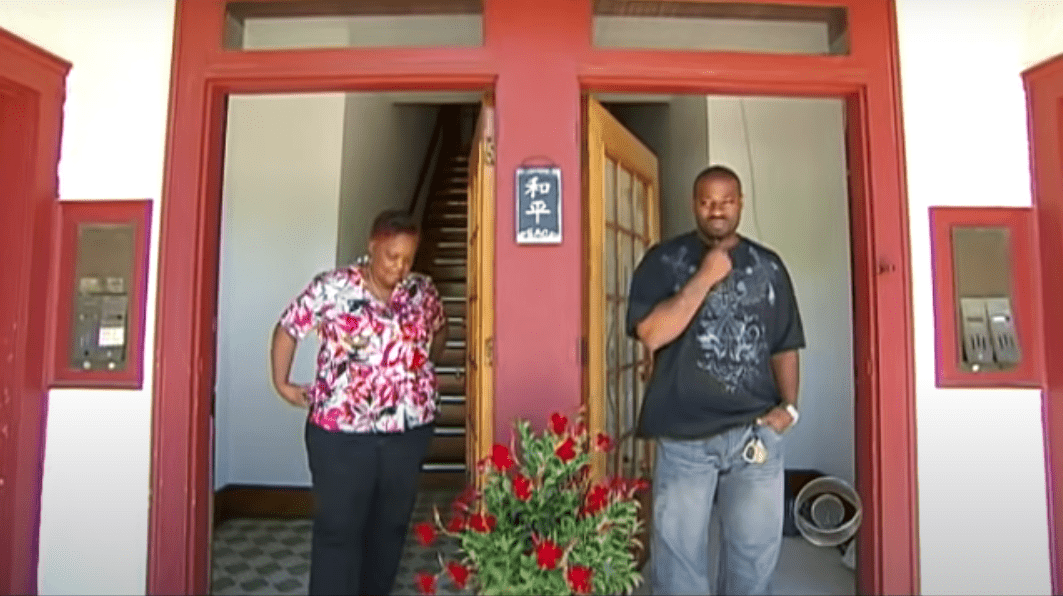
top-left (370, 209), bottom-right (420, 239)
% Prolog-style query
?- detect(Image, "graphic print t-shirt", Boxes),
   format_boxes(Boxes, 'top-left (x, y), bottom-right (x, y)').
top-left (626, 233), bottom-right (805, 440)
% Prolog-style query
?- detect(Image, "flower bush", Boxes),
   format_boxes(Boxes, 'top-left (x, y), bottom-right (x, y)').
top-left (413, 411), bottom-right (650, 595)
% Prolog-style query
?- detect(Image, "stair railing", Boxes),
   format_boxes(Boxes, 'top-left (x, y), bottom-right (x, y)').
top-left (408, 105), bottom-right (456, 221)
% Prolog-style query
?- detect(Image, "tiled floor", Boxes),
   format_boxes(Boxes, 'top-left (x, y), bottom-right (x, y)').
top-left (211, 489), bottom-right (853, 595)
top-left (211, 489), bottom-right (469, 596)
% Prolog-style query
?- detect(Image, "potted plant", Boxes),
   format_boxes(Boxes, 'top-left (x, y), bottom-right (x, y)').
top-left (413, 411), bottom-right (650, 595)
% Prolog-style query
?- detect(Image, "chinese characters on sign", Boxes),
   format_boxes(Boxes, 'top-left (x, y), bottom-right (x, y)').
top-left (515, 166), bottom-right (562, 244)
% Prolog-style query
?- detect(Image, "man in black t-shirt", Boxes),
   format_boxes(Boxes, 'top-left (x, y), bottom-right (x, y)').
top-left (627, 165), bottom-right (805, 595)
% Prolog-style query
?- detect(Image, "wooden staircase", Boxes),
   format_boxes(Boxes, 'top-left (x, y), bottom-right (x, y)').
top-left (414, 107), bottom-right (477, 489)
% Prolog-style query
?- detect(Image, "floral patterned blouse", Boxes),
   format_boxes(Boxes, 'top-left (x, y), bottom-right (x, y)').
top-left (278, 257), bottom-right (446, 434)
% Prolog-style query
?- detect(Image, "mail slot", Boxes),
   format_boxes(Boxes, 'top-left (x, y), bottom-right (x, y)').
top-left (930, 206), bottom-right (1044, 388)
top-left (951, 226), bottom-right (1021, 372)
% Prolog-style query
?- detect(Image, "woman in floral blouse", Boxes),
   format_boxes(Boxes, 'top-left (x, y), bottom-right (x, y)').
top-left (270, 209), bottom-right (446, 596)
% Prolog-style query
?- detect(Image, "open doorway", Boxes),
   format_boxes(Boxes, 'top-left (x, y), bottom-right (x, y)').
top-left (586, 92), bottom-right (857, 595)
top-left (208, 90), bottom-right (489, 595)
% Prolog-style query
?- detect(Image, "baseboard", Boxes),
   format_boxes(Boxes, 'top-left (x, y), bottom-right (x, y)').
top-left (213, 484), bottom-right (314, 527)
top-left (213, 474), bottom-right (468, 527)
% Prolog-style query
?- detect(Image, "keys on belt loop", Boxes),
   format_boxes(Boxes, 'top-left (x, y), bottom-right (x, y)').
top-left (742, 427), bottom-right (768, 465)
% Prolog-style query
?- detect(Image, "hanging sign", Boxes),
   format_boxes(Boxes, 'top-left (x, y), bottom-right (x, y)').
top-left (515, 166), bottom-right (562, 244)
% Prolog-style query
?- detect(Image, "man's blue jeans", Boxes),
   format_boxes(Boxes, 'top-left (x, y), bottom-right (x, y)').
top-left (649, 424), bottom-right (785, 595)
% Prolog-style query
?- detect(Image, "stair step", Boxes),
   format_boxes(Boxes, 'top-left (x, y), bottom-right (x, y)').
top-left (443, 324), bottom-right (465, 342)
top-left (435, 361), bottom-right (465, 373)
top-left (437, 371), bottom-right (465, 395)
top-left (426, 209), bottom-right (467, 220)
top-left (436, 401), bottom-right (465, 426)
top-left (426, 265), bottom-right (467, 281)
top-left (424, 231), bottom-right (468, 244)
top-left (432, 240), bottom-right (466, 248)
top-left (439, 348), bottom-right (465, 368)
top-left (421, 463), bottom-right (466, 474)
top-left (429, 198), bottom-right (468, 209)
top-left (424, 206), bottom-right (467, 218)
top-left (424, 219), bottom-right (468, 231)
top-left (427, 210), bottom-right (467, 220)
top-left (425, 434), bottom-right (465, 462)
top-left (428, 248), bottom-right (467, 259)
top-left (435, 281), bottom-right (467, 297)
top-left (439, 392), bottom-right (465, 405)
top-left (437, 187), bottom-right (468, 196)
top-left (443, 299), bottom-right (466, 318)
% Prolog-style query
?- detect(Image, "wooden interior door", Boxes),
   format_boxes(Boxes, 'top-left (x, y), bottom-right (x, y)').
top-left (465, 99), bottom-right (495, 486)
top-left (584, 97), bottom-right (660, 483)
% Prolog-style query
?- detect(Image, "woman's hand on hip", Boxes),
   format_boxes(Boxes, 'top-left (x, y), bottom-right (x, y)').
top-left (276, 382), bottom-right (310, 408)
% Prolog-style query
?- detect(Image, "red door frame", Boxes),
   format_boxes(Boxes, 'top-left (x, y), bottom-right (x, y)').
top-left (0, 27), bottom-right (68, 596)
top-left (149, 1), bottom-right (918, 594)
top-left (1025, 54), bottom-right (1063, 594)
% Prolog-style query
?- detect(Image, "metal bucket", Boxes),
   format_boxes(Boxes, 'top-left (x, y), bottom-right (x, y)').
top-left (793, 475), bottom-right (862, 547)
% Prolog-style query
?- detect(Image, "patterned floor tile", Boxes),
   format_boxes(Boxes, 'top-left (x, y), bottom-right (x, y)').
top-left (211, 489), bottom-right (466, 596)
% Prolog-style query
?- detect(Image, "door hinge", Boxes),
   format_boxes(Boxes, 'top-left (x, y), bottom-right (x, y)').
top-left (485, 336), bottom-right (495, 367)
top-left (485, 137), bottom-right (496, 166)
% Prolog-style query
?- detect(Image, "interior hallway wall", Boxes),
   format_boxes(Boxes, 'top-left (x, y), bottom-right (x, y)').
top-left (335, 98), bottom-right (437, 267)
top-left (215, 93), bottom-right (346, 490)
top-left (706, 96), bottom-right (854, 485)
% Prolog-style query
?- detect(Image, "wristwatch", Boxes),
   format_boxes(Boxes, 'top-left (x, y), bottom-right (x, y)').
top-left (782, 403), bottom-right (799, 432)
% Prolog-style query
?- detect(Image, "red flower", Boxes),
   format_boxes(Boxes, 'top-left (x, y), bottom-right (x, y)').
top-left (549, 412), bottom-right (568, 435)
top-left (584, 483), bottom-right (610, 515)
top-left (567, 565), bottom-right (594, 594)
top-left (534, 539), bottom-right (563, 570)
top-left (446, 561), bottom-right (471, 589)
top-left (633, 478), bottom-right (651, 492)
top-left (491, 444), bottom-right (515, 471)
top-left (594, 432), bottom-right (614, 452)
top-left (469, 512), bottom-right (496, 533)
top-left (555, 437), bottom-right (577, 462)
top-left (573, 420), bottom-right (587, 437)
top-left (446, 514), bottom-right (466, 532)
top-left (415, 571), bottom-right (437, 595)
top-left (513, 473), bottom-right (533, 501)
top-left (414, 522), bottom-right (436, 546)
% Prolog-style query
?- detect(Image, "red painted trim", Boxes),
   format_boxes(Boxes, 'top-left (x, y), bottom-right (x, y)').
top-left (0, 25), bottom-right (69, 596)
top-left (928, 207), bottom-right (1045, 388)
top-left (149, 1), bottom-right (919, 594)
top-left (47, 200), bottom-right (153, 390)
top-left (1025, 54), bottom-right (1063, 595)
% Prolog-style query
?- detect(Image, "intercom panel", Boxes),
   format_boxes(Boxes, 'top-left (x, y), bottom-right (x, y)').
top-left (49, 200), bottom-right (152, 389)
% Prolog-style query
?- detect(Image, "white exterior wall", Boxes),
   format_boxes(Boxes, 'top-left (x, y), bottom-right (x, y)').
top-left (0, 1), bottom-right (175, 594)
top-left (896, 1), bottom-right (1063, 594)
